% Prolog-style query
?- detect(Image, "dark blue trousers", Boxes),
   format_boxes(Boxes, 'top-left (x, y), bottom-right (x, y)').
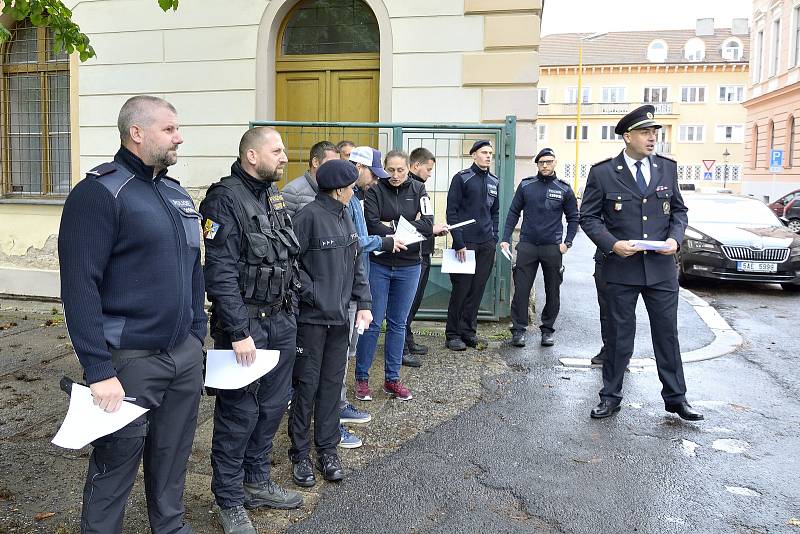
top-left (210, 310), bottom-right (296, 509)
top-left (601, 277), bottom-right (687, 404)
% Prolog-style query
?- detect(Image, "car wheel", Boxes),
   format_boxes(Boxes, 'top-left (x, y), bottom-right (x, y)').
top-left (788, 218), bottom-right (800, 234)
top-left (780, 282), bottom-right (800, 292)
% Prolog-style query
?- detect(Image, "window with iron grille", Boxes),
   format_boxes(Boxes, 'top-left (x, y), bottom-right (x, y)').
top-left (1, 20), bottom-right (71, 197)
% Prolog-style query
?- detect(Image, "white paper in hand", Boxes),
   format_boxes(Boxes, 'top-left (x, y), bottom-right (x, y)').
top-left (501, 248), bottom-right (513, 262)
top-left (441, 249), bottom-right (476, 274)
top-left (52, 384), bottom-right (148, 450)
top-left (629, 239), bottom-right (670, 251)
top-left (204, 349), bottom-right (280, 390)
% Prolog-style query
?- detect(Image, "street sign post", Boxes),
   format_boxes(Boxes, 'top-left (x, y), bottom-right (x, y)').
top-left (770, 149), bottom-right (784, 173)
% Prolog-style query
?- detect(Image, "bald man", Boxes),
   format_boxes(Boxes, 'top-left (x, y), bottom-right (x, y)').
top-left (200, 127), bottom-right (303, 533)
top-left (59, 95), bottom-right (206, 533)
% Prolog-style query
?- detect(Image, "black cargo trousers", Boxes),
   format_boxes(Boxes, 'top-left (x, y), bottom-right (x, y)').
top-left (80, 333), bottom-right (205, 534)
top-left (210, 309), bottom-right (296, 509)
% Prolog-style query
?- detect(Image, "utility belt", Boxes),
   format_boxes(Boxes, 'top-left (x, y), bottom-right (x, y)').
top-left (244, 298), bottom-right (291, 319)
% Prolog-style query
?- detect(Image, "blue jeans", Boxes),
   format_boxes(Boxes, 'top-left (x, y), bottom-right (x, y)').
top-left (355, 262), bottom-right (421, 382)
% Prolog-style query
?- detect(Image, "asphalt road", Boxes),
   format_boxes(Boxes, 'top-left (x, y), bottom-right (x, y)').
top-left (289, 232), bottom-right (800, 534)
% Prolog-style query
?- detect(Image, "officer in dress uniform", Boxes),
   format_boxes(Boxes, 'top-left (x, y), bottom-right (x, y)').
top-left (579, 105), bottom-right (704, 421)
top-left (500, 148), bottom-right (579, 348)
top-left (445, 140), bottom-right (500, 351)
top-left (200, 127), bottom-right (303, 534)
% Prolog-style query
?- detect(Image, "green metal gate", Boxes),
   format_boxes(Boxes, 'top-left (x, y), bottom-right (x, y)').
top-left (250, 116), bottom-right (517, 321)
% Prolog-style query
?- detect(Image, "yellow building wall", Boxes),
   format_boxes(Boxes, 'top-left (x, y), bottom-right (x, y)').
top-left (537, 65), bottom-right (748, 194)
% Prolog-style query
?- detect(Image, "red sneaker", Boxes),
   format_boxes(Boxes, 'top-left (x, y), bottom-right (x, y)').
top-left (383, 380), bottom-right (413, 401)
top-left (354, 379), bottom-right (372, 401)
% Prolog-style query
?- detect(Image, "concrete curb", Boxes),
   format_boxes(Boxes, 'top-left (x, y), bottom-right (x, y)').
top-left (559, 287), bottom-right (743, 369)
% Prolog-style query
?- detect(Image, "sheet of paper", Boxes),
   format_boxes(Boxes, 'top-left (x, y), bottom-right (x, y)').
top-left (441, 249), bottom-right (476, 274)
top-left (204, 349), bottom-right (280, 390)
top-left (629, 239), bottom-right (670, 251)
top-left (375, 216), bottom-right (425, 255)
top-left (52, 384), bottom-right (149, 450)
top-left (501, 247), bottom-right (513, 262)
top-left (447, 219), bottom-right (476, 230)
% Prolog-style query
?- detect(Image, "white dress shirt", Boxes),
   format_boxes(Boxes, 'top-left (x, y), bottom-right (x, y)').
top-left (622, 150), bottom-right (651, 187)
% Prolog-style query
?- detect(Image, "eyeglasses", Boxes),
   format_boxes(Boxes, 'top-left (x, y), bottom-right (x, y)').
top-left (537, 160), bottom-right (556, 165)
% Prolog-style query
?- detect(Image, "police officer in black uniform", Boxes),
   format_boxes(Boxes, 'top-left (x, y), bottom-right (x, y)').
top-left (580, 105), bottom-right (704, 421)
top-left (445, 140), bottom-right (500, 351)
top-left (501, 148), bottom-right (579, 347)
top-left (201, 127), bottom-right (303, 534)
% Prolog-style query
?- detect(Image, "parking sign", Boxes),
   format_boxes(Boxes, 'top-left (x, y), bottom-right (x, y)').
top-left (770, 149), bottom-right (784, 173)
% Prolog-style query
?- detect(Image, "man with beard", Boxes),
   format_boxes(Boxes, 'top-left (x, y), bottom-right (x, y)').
top-left (200, 127), bottom-right (303, 534)
top-left (500, 148), bottom-right (579, 348)
top-left (58, 95), bottom-right (206, 533)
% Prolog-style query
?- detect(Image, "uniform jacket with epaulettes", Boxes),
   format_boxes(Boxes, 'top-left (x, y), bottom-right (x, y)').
top-left (579, 151), bottom-right (688, 286)
top-left (446, 163), bottom-right (500, 250)
top-left (501, 172), bottom-right (579, 246)
top-left (58, 147), bottom-right (207, 385)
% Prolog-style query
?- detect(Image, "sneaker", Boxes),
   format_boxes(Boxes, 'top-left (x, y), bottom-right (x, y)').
top-left (218, 505), bottom-right (256, 534)
top-left (340, 403), bottom-right (372, 423)
top-left (446, 338), bottom-right (467, 351)
top-left (243, 479), bottom-right (303, 510)
top-left (401, 352), bottom-right (422, 367)
top-left (338, 424), bottom-right (363, 449)
top-left (408, 342), bottom-right (429, 355)
top-left (383, 380), bottom-right (413, 401)
top-left (354, 379), bottom-right (372, 401)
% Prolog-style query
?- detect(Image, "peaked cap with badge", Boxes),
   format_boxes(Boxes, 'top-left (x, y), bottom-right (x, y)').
top-left (614, 105), bottom-right (662, 136)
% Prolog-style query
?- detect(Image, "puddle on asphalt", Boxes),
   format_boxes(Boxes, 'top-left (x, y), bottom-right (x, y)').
top-left (680, 439), bottom-right (700, 457)
top-left (712, 439), bottom-right (750, 454)
top-left (725, 486), bottom-right (761, 497)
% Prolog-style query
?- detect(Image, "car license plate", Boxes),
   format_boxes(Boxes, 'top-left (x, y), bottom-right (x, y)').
top-left (736, 261), bottom-right (778, 273)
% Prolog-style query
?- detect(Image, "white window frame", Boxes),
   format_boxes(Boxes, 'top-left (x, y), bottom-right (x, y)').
top-left (793, 5), bottom-right (800, 67)
top-left (680, 85), bottom-right (707, 103)
top-left (647, 39), bottom-right (669, 62)
top-left (643, 86), bottom-right (669, 103)
top-left (679, 125), bottom-right (705, 143)
top-left (770, 15), bottom-right (781, 77)
top-left (601, 86), bottom-right (626, 103)
top-left (537, 123), bottom-right (547, 142)
top-left (721, 38), bottom-right (743, 61)
top-left (714, 124), bottom-right (745, 143)
top-left (754, 29), bottom-right (765, 83)
top-left (600, 125), bottom-right (622, 141)
top-left (684, 37), bottom-right (706, 62)
top-left (718, 85), bottom-right (745, 103)
top-left (565, 124), bottom-right (589, 141)
top-left (538, 88), bottom-right (548, 105)
top-left (565, 86), bottom-right (591, 104)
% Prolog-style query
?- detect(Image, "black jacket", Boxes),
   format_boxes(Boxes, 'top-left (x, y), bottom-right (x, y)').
top-left (58, 147), bottom-right (206, 385)
top-left (293, 193), bottom-right (371, 325)
top-left (410, 172), bottom-right (435, 256)
top-left (364, 177), bottom-right (434, 267)
top-left (446, 163), bottom-right (500, 249)
top-left (579, 151), bottom-right (688, 286)
top-left (200, 160), bottom-right (296, 344)
top-left (501, 172), bottom-right (579, 246)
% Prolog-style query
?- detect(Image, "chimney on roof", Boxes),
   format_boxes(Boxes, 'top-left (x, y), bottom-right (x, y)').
top-left (696, 18), bottom-right (715, 36)
top-left (731, 18), bottom-right (749, 35)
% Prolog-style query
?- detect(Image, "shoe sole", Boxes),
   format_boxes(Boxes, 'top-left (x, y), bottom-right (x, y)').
top-left (401, 361), bottom-right (422, 368)
top-left (383, 388), bottom-right (413, 401)
top-left (541, 341), bottom-right (555, 346)
top-left (590, 406), bottom-right (621, 419)
top-left (354, 393), bottom-right (372, 401)
top-left (409, 349), bottom-right (428, 355)
top-left (511, 342), bottom-right (525, 347)
top-left (338, 440), bottom-right (363, 449)
top-left (291, 476), bottom-right (316, 488)
top-left (340, 414), bottom-right (372, 424)
top-left (243, 497), bottom-right (303, 510)
top-left (665, 407), bottom-right (704, 421)
top-left (446, 344), bottom-right (466, 351)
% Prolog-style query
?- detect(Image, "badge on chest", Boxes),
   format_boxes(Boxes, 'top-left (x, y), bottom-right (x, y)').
top-left (663, 201), bottom-right (670, 215)
top-left (547, 189), bottom-right (563, 201)
top-left (487, 184), bottom-right (498, 198)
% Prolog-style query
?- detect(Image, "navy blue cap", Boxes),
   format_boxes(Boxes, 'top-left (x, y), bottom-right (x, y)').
top-left (614, 105), bottom-right (662, 135)
top-left (469, 139), bottom-right (493, 155)
top-left (534, 148), bottom-right (556, 162)
top-left (316, 159), bottom-right (358, 191)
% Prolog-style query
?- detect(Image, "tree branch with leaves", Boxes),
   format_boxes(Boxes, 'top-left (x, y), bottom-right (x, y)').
top-left (1, 0), bottom-right (179, 61)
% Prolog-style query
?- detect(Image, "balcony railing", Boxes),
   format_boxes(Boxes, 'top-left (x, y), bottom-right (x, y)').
top-left (539, 102), bottom-right (676, 116)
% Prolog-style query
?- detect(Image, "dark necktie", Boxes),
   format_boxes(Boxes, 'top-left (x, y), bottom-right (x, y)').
top-left (634, 161), bottom-right (647, 193)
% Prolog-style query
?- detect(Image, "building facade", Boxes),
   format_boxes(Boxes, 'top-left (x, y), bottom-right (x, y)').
top-left (537, 21), bottom-right (749, 195)
top-left (743, 0), bottom-right (800, 202)
top-left (0, 0), bottom-right (543, 298)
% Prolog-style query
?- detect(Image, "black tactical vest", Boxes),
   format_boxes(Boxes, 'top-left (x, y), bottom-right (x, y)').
top-left (210, 176), bottom-right (301, 307)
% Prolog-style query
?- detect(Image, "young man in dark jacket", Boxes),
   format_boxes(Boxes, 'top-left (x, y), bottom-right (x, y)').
top-left (289, 159), bottom-right (373, 487)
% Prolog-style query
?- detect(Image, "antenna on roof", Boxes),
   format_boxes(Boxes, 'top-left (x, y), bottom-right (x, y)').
top-left (584, 32), bottom-right (607, 41)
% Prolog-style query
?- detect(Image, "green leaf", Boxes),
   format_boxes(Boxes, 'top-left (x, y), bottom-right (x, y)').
top-left (0, 25), bottom-right (11, 44)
